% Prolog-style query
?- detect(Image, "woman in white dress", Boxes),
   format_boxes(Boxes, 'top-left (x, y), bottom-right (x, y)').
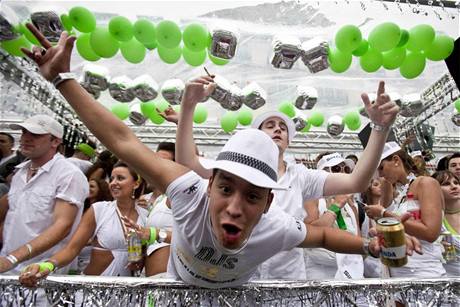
top-left (19, 161), bottom-right (147, 285)
top-left (432, 170), bottom-right (460, 276)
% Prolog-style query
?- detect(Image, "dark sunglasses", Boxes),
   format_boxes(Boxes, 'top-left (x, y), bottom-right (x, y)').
top-left (329, 164), bottom-right (352, 174)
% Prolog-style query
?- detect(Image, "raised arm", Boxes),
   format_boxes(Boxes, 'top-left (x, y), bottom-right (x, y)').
top-left (323, 81), bottom-right (399, 196)
top-left (175, 76), bottom-right (214, 179)
top-left (22, 24), bottom-right (187, 193)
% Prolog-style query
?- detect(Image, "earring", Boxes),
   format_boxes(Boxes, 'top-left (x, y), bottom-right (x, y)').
top-left (131, 189), bottom-right (136, 199)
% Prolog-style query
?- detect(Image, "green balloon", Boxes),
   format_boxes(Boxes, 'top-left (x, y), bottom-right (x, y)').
top-left (309, 112), bottom-right (324, 127)
top-left (208, 52), bottom-right (229, 66)
top-left (60, 14), bottom-right (73, 32)
top-left (155, 99), bottom-right (170, 112)
top-left (360, 47), bottom-right (382, 73)
top-left (90, 27), bottom-right (119, 58)
top-left (183, 47), bottom-right (206, 67)
top-left (343, 111), bottom-right (361, 130)
top-left (301, 120), bottom-right (311, 133)
top-left (144, 40), bottom-right (157, 50)
top-left (69, 6), bottom-right (96, 33)
top-left (157, 45), bottom-right (182, 64)
top-left (111, 103), bottom-right (130, 120)
top-left (220, 112), bottom-right (238, 133)
top-left (382, 47), bottom-right (406, 70)
top-left (407, 24), bottom-right (435, 51)
top-left (335, 25), bottom-right (362, 53)
top-left (397, 29), bottom-right (410, 47)
top-left (109, 16), bottom-right (133, 42)
top-left (400, 51), bottom-right (426, 79)
top-left (156, 20), bottom-right (182, 48)
top-left (140, 101), bottom-right (156, 117)
top-left (120, 38), bottom-right (146, 64)
top-left (193, 105), bottom-right (208, 124)
top-left (183, 23), bottom-right (208, 52)
top-left (237, 109), bottom-right (253, 126)
top-left (134, 19), bottom-right (156, 45)
top-left (19, 23), bottom-right (40, 45)
top-left (455, 99), bottom-right (460, 112)
top-left (425, 35), bottom-right (454, 61)
top-left (278, 101), bottom-right (296, 118)
top-left (149, 109), bottom-right (165, 125)
top-left (352, 39), bottom-right (369, 57)
top-left (328, 48), bottom-right (352, 73)
top-left (76, 33), bottom-right (100, 61)
top-left (368, 22), bottom-right (400, 52)
top-left (0, 36), bottom-right (31, 57)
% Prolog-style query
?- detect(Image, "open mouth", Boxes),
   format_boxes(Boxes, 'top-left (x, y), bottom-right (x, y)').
top-left (221, 223), bottom-right (242, 245)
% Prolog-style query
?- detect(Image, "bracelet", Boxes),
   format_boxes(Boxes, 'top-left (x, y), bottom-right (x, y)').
top-left (38, 262), bottom-right (55, 273)
top-left (25, 243), bottom-right (33, 256)
top-left (369, 122), bottom-right (388, 132)
top-left (142, 227), bottom-right (157, 245)
top-left (5, 254), bottom-right (18, 267)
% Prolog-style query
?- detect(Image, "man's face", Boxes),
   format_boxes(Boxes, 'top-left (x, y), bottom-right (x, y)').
top-left (207, 170), bottom-right (273, 249)
top-left (0, 134), bottom-right (13, 156)
top-left (448, 157), bottom-right (460, 178)
top-left (19, 129), bottom-right (59, 159)
top-left (259, 117), bottom-right (289, 153)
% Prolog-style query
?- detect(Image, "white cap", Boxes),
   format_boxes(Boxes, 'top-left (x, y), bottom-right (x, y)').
top-left (10, 115), bottom-right (63, 138)
top-left (202, 129), bottom-right (285, 190)
top-left (251, 111), bottom-right (296, 143)
top-left (380, 141), bottom-right (401, 161)
top-left (409, 150), bottom-right (422, 158)
top-left (317, 152), bottom-right (355, 171)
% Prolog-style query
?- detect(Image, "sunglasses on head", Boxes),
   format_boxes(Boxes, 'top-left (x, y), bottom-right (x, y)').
top-left (328, 164), bottom-right (352, 174)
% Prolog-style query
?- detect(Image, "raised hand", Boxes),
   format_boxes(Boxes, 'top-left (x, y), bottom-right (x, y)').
top-left (157, 106), bottom-right (179, 124)
top-left (181, 76), bottom-right (215, 107)
top-left (361, 81), bottom-right (400, 129)
top-left (20, 23), bottom-right (76, 82)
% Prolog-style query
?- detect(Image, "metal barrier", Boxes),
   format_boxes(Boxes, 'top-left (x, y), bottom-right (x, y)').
top-left (0, 275), bottom-right (458, 306)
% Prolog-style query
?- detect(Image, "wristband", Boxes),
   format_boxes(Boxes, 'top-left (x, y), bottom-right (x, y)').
top-left (39, 262), bottom-right (55, 273)
top-left (142, 227), bottom-right (157, 245)
top-left (370, 122), bottom-right (388, 132)
top-left (328, 204), bottom-right (347, 230)
top-left (5, 254), bottom-right (18, 267)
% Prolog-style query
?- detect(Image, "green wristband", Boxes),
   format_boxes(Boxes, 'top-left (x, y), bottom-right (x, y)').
top-left (142, 227), bottom-right (157, 245)
top-left (39, 262), bottom-right (55, 273)
top-left (328, 204), bottom-right (347, 230)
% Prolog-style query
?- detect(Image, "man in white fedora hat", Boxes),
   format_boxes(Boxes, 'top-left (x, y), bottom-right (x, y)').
top-left (18, 25), bottom-right (420, 288)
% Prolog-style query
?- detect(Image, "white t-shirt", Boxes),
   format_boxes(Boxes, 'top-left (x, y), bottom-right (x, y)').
top-left (255, 162), bottom-right (328, 280)
top-left (1, 153), bottom-right (88, 273)
top-left (165, 171), bottom-right (307, 288)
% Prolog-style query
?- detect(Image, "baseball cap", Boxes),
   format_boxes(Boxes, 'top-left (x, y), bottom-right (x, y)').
top-left (10, 115), bottom-right (63, 138)
top-left (251, 111), bottom-right (296, 143)
top-left (202, 129), bottom-right (285, 190)
top-left (76, 143), bottom-right (96, 158)
top-left (380, 141), bottom-right (401, 162)
top-left (317, 152), bottom-right (355, 171)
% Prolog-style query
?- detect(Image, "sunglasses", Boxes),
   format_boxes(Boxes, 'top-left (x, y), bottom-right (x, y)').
top-left (327, 164), bottom-right (352, 174)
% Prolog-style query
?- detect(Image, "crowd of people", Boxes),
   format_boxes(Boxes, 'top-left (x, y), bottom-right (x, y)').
top-left (0, 22), bottom-right (458, 306)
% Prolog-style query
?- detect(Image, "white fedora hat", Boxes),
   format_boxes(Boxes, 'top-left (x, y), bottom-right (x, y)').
top-left (251, 111), bottom-right (296, 143)
top-left (202, 129), bottom-right (285, 189)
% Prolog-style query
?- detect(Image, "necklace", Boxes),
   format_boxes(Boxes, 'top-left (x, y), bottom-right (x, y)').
top-left (29, 165), bottom-right (40, 172)
top-left (445, 208), bottom-right (460, 215)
